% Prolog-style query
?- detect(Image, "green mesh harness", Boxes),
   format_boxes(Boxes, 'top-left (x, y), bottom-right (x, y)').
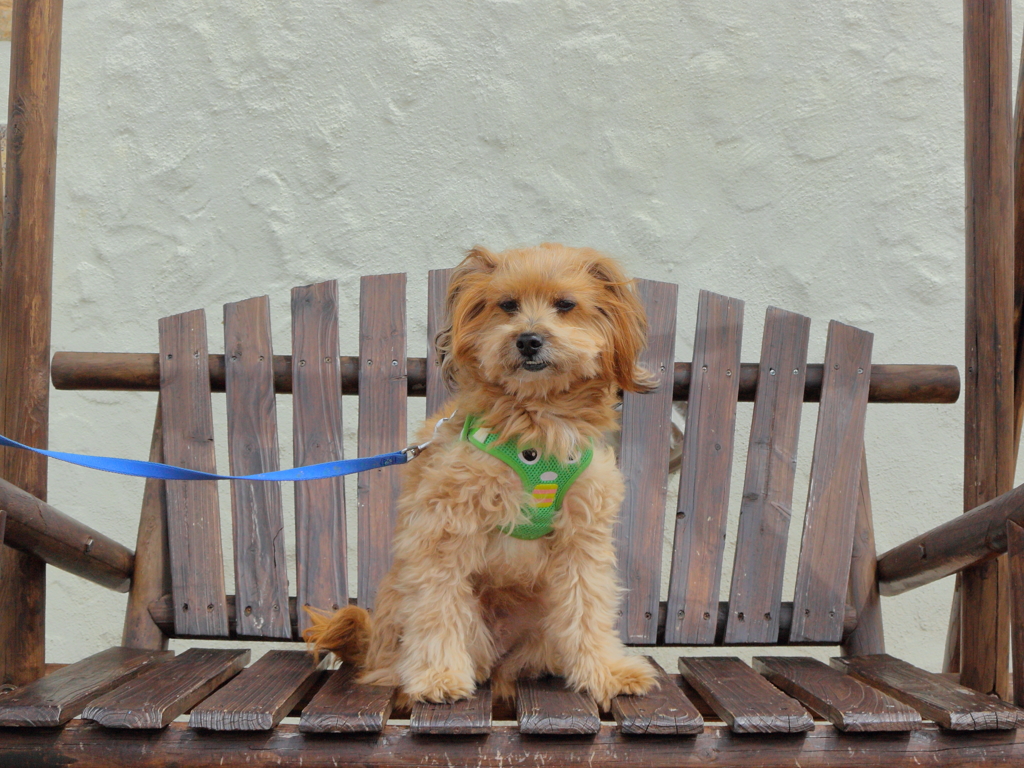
top-left (460, 415), bottom-right (593, 540)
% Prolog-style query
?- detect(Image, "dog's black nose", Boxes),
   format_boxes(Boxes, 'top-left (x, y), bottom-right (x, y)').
top-left (516, 332), bottom-right (544, 357)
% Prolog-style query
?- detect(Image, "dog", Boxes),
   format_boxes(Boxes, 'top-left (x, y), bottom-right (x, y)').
top-left (304, 243), bottom-right (658, 708)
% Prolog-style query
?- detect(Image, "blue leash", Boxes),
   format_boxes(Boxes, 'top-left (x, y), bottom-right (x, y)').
top-left (0, 433), bottom-right (416, 482)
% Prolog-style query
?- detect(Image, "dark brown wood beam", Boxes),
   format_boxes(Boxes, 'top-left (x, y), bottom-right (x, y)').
top-left (0, 474), bottom-right (133, 592)
top-left (0, 0), bottom-right (64, 687)
top-left (3, 722), bottom-right (1024, 768)
top-left (50, 351), bottom-right (961, 404)
top-left (877, 479), bottom-right (1024, 597)
top-left (146, 593), bottom-right (857, 645)
top-left (961, 0), bottom-right (1015, 697)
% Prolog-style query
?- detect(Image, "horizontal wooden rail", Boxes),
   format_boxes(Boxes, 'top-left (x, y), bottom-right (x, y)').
top-left (0, 476), bottom-right (134, 592)
top-left (147, 593), bottom-right (856, 645)
top-left (877, 481), bottom-right (1024, 596)
top-left (52, 352), bottom-right (960, 404)
top-left (0, 722), bottom-right (1007, 767)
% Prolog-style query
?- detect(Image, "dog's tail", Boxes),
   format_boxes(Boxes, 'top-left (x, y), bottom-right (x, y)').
top-left (302, 605), bottom-right (372, 666)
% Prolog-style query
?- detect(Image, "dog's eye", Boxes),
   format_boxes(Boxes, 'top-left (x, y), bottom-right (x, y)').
top-left (554, 299), bottom-right (576, 313)
top-left (498, 299), bottom-right (519, 313)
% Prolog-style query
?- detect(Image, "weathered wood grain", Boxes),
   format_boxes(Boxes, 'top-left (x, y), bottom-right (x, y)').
top-left (189, 650), bottom-right (322, 731)
top-left (298, 664), bottom-right (395, 733)
top-left (51, 352), bottom-right (961, 404)
top-left (754, 656), bottom-right (920, 732)
top-left (357, 273), bottom-right (407, 609)
top-left (516, 677), bottom-right (601, 735)
top-left (410, 680), bottom-right (492, 735)
top-left (962, 0), bottom-right (1015, 699)
top-left (223, 296), bottom-right (290, 639)
top-left (0, 647), bottom-right (171, 726)
top-left (678, 656), bottom-right (813, 734)
top-left (425, 268), bottom-right (455, 417)
top-left (842, 449), bottom-right (885, 656)
top-left (13, 722), bottom-right (1024, 768)
top-left (0, 472), bottom-right (134, 591)
top-left (158, 310), bottom-right (229, 637)
top-left (610, 656), bottom-right (703, 735)
top-left (725, 307), bottom-right (809, 644)
top-left (83, 648), bottom-right (250, 729)
top-left (291, 281), bottom-right (347, 635)
top-left (834, 654), bottom-right (1023, 730)
top-left (0, 0), bottom-right (64, 687)
top-left (1008, 520), bottom-right (1024, 707)
top-left (665, 290), bottom-right (744, 644)
top-left (616, 279), bottom-right (678, 644)
top-left (790, 321), bottom-right (872, 643)
top-left (122, 402), bottom-right (171, 650)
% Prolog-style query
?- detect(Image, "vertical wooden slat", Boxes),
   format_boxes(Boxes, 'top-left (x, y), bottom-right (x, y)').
top-left (841, 448), bottom-right (885, 657)
top-left (961, 0), bottom-right (1014, 697)
top-left (789, 321), bottom-right (872, 643)
top-left (224, 296), bottom-right (290, 639)
top-left (291, 281), bottom-right (347, 634)
top-left (158, 310), bottom-right (229, 637)
top-left (664, 290), bottom-right (744, 645)
top-left (121, 401), bottom-right (170, 650)
top-left (357, 274), bottom-right (407, 609)
top-left (425, 268), bottom-right (454, 417)
top-left (1007, 519), bottom-right (1024, 707)
top-left (615, 279), bottom-right (677, 644)
top-left (724, 307), bottom-right (810, 644)
top-left (0, 0), bottom-right (64, 686)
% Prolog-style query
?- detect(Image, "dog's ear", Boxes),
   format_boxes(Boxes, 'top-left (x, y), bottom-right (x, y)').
top-left (435, 246), bottom-right (499, 388)
top-left (584, 251), bottom-right (658, 394)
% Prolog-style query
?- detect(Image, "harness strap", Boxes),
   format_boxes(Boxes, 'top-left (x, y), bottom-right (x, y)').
top-left (461, 415), bottom-right (593, 539)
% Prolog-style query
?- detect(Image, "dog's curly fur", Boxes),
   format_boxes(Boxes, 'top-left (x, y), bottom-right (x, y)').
top-left (304, 243), bottom-right (658, 709)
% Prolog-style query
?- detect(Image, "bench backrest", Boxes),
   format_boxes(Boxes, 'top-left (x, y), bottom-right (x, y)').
top-left (154, 273), bottom-right (871, 647)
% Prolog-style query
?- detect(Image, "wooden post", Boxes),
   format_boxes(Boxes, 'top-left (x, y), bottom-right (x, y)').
top-left (0, 0), bottom-right (64, 686)
top-left (841, 450), bottom-right (884, 657)
top-left (960, 0), bottom-right (1014, 697)
top-left (1007, 520), bottom-right (1024, 707)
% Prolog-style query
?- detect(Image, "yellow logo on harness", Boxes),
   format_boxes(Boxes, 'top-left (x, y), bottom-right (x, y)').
top-left (532, 483), bottom-right (559, 508)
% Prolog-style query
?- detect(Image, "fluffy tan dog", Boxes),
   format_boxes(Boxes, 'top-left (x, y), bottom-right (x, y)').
top-left (305, 243), bottom-right (657, 708)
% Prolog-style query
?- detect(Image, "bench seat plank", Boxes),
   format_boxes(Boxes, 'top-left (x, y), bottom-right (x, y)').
top-left (516, 677), bottom-right (601, 735)
top-left (754, 656), bottom-right (921, 732)
top-left (83, 648), bottom-right (250, 729)
top-left (617, 280), bottom-right (678, 644)
top-left (665, 291), bottom-right (744, 644)
top-left (357, 273), bottom-right (407, 609)
top-left (610, 657), bottom-right (703, 735)
top-left (725, 307), bottom-right (810, 644)
top-left (189, 650), bottom-right (322, 731)
top-left (223, 296), bottom-right (291, 639)
top-left (679, 656), bottom-right (813, 734)
top-left (833, 654), bottom-right (1024, 730)
top-left (410, 681), bottom-right (492, 735)
top-left (789, 321), bottom-right (872, 642)
top-left (425, 268), bottom-right (454, 417)
top-left (292, 281), bottom-right (349, 635)
top-left (298, 664), bottom-right (395, 733)
top-left (159, 310), bottom-right (230, 637)
top-left (0, 647), bottom-right (172, 727)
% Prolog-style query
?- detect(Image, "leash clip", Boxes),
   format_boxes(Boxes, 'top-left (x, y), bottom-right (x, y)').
top-left (401, 409), bottom-right (458, 462)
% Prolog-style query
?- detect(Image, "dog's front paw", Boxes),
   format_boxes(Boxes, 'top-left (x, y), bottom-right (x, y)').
top-left (403, 667), bottom-right (477, 704)
top-left (577, 656), bottom-right (658, 710)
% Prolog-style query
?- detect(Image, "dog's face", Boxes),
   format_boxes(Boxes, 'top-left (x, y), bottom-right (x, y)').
top-left (438, 244), bottom-right (654, 398)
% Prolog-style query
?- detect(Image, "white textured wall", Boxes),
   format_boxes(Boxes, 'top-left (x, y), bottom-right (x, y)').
top-left (15, 1), bottom-right (1021, 670)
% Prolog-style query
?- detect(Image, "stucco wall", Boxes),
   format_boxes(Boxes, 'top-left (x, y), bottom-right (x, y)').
top-left (11, 1), bottom-right (1022, 671)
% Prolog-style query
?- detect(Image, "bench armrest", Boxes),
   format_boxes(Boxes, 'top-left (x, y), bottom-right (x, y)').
top-left (877, 482), bottom-right (1024, 596)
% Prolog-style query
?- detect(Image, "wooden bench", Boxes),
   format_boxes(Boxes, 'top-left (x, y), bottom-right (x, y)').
top-left (6, 271), bottom-right (1023, 768)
